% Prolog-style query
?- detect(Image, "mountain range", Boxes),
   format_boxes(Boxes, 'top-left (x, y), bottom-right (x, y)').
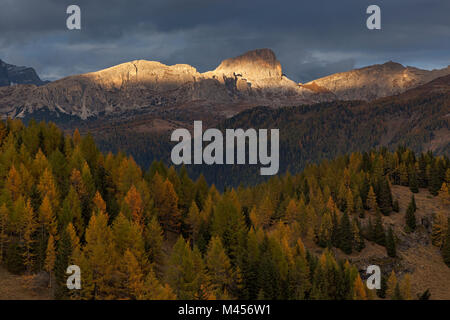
top-left (1, 49), bottom-right (449, 121)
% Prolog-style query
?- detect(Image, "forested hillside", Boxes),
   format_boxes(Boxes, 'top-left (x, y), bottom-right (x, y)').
top-left (0, 119), bottom-right (449, 300)
top-left (81, 75), bottom-right (450, 188)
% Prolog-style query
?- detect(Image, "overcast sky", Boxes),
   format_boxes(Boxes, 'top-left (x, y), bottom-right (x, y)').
top-left (1, 0), bottom-right (449, 82)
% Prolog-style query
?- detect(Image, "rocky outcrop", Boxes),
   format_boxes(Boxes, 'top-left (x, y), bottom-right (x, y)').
top-left (304, 61), bottom-right (450, 101)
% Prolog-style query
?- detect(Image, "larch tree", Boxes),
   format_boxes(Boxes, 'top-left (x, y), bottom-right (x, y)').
top-left (353, 274), bottom-right (367, 300)
top-left (60, 186), bottom-right (83, 236)
top-left (431, 211), bottom-right (448, 248)
top-left (187, 201), bottom-right (201, 245)
top-left (143, 268), bottom-right (177, 300)
top-left (54, 227), bottom-right (73, 299)
top-left (123, 185), bottom-right (144, 226)
top-left (400, 274), bottom-right (412, 300)
top-left (366, 186), bottom-right (379, 214)
top-left (80, 211), bottom-right (117, 300)
top-left (0, 204), bottom-right (9, 263)
top-left (39, 195), bottom-right (58, 237)
top-left (81, 162), bottom-right (96, 200)
top-left (352, 218), bottom-right (365, 252)
top-left (206, 236), bottom-right (233, 295)
top-left (318, 211), bottom-right (333, 248)
top-left (386, 270), bottom-right (397, 300)
top-left (44, 234), bottom-right (56, 288)
top-left (6, 165), bottom-right (22, 201)
top-left (442, 218), bottom-right (450, 267)
top-left (438, 182), bottom-right (450, 205)
top-left (345, 188), bottom-right (355, 215)
top-left (92, 191), bottom-right (107, 215)
top-left (111, 213), bottom-right (146, 267)
top-left (211, 194), bottom-right (247, 264)
top-left (158, 179), bottom-right (181, 233)
top-left (38, 168), bottom-right (59, 209)
top-left (22, 199), bottom-right (37, 274)
top-left (123, 249), bottom-right (145, 299)
top-left (285, 199), bottom-right (298, 224)
top-left (289, 241), bottom-right (311, 299)
top-left (257, 195), bottom-right (273, 229)
top-left (166, 236), bottom-right (201, 299)
top-left (339, 211), bottom-right (353, 254)
top-left (144, 216), bottom-right (164, 266)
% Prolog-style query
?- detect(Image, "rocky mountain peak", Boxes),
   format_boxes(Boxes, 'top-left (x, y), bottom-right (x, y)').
top-left (213, 48), bottom-right (282, 81)
top-left (381, 61), bottom-right (405, 70)
top-left (305, 60), bottom-right (450, 101)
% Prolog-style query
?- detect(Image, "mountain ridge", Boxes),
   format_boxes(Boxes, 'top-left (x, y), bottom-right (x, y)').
top-left (305, 61), bottom-right (450, 101)
top-left (0, 59), bottom-right (48, 87)
top-left (1, 49), bottom-right (449, 120)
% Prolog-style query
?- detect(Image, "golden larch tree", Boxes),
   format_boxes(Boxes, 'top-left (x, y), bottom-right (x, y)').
top-left (22, 199), bottom-right (37, 274)
top-left (386, 270), bottom-right (398, 300)
top-left (353, 274), bottom-right (367, 300)
top-left (44, 234), bottom-right (56, 288)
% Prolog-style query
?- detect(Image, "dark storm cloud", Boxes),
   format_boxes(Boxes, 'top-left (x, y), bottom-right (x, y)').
top-left (0, 0), bottom-right (448, 82)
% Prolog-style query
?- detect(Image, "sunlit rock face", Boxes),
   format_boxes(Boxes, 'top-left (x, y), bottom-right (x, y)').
top-left (211, 48), bottom-right (282, 83)
top-left (304, 61), bottom-right (450, 101)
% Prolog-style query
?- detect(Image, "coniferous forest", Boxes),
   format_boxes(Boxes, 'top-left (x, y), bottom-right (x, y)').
top-left (0, 119), bottom-right (449, 300)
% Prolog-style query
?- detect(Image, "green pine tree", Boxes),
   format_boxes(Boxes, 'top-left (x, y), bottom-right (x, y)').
top-left (378, 178), bottom-right (393, 215)
top-left (386, 226), bottom-right (396, 257)
top-left (374, 212), bottom-right (386, 246)
top-left (409, 167), bottom-right (419, 193)
top-left (442, 218), bottom-right (450, 267)
top-left (405, 196), bottom-right (417, 232)
top-left (339, 211), bottom-right (353, 254)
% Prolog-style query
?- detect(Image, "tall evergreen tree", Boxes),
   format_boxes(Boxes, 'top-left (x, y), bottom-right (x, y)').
top-left (386, 226), bottom-right (396, 257)
top-left (386, 270), bottom-right (397, 300)
top-left (432, 211), bottom-right (448, 248)
top-left (22, 199), bottom-right (37, 274)
top-left (339, 211), bottom-right (353, 254)
top-left (54, 227), bottom-right (73, 299)
top-left (442, 218), bottom-right (450, 267)
top-left (428, 163), bottom-right (442, 196)
top-left (377, 178), bottom-right (393, 215)
top-left (405, 196), bottom-right (417, 232)
top-left (366, 186), bottom-right (378, 214)
top-left (408, 167), bottom-right (419, 193)
top-left (373, 212), bottom-right (386, 246)
top-left (0, 204), bottom-right (9, 263)
top-left (206, 236), bottom-right (233, 295)
top-left (44, 234), bottom-right (56, 287)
